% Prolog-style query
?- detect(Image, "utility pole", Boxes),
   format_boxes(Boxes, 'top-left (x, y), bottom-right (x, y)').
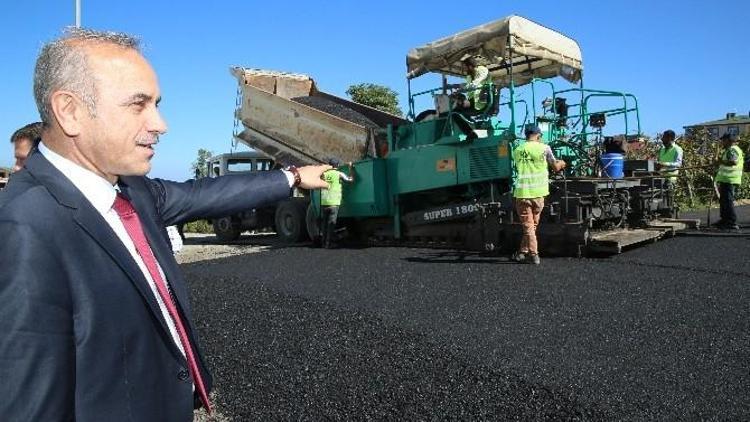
top-left (75, 0), bottom-right (81, 28)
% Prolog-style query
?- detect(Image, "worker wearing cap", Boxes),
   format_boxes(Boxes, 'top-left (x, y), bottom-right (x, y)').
top-left (449, 57), bottom-right (491, 140)
top-left (512, 125), bottom-right (566, 264)
top-left (461, 56), bottom-right (490, 111)
top-left (714, 133), bottom-right (744, 230)
top-left (320, 159), bottom-right (355, 248)
top-left (656, 129), bottom-right (683, 186)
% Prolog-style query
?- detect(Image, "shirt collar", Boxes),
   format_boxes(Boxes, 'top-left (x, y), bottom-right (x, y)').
top-left (38, 142), bottom-right (118, 214)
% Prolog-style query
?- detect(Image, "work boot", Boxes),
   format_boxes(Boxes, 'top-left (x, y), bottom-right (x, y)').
top-left (511, 251), bottom-right (526, 262)
top-left (526, 254), bottom-right (541, 265)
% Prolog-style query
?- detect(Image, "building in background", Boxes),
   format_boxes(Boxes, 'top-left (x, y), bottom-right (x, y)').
top-left (684, 112), bottom-right (750, 139)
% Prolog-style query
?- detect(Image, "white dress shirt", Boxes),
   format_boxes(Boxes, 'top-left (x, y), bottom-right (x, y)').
top-left (39, 143), bottom-right (186, 357)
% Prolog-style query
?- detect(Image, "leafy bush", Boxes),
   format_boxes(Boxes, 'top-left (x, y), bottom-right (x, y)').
top-left (183, 219), bottom-right (213, 234)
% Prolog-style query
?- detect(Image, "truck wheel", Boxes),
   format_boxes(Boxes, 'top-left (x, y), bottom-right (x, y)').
top-left (213, 216), bottom-right (242, 241)
top-left (305, 203), bottom-right (322, 246)
top-left (275, 199), bottom-right (308, 243)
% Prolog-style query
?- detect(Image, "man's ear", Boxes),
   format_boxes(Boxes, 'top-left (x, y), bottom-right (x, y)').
top-left (49, 91), bottom-right (86, 137)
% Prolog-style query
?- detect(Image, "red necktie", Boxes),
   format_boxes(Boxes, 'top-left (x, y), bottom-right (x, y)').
top-left (112, 193), bottom-right (212, 413)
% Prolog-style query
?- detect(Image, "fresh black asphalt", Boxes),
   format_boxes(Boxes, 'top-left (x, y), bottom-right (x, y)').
top-left (184, 206), bottom-right (750, 420)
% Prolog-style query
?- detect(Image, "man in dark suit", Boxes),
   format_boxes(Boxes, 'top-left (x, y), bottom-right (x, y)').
top-left (9, 121), bottom-right (42, 172)
top-left (0, 28), bottom-right (329, 421)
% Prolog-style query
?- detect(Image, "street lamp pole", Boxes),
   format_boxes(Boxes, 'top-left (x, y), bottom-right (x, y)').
top-left (75, 0), bottom-right (81, 28)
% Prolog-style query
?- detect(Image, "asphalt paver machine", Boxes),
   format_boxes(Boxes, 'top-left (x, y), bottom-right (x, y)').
top-left (233, 15), bottom-right (696, 255)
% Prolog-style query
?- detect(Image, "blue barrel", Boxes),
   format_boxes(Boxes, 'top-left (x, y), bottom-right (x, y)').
top-left (601, 153), bottom-right (624, 179)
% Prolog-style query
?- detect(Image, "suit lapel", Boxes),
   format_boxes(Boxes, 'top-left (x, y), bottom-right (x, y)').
top-left (72, 206), bottom-right (181, 349)
top-left (25, 152), bottom-right (186, 361)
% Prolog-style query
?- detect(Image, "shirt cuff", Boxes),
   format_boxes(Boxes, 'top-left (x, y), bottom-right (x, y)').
top-left (281, 170), bottom-right (295, 188)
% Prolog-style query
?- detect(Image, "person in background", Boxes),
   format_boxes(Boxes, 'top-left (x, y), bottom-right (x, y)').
top-left (713, 133), bottom-right (744, 230)
top-left (320, 158), bottom-right (355, 249)
top-left (656, 129), bottom-right (683, 187)
top-left (10, 122), bottom-right (43, 172)
top-left (512, 125), bottom-right (566, 265)
top-left (0, 27), bottom-right (330, 420)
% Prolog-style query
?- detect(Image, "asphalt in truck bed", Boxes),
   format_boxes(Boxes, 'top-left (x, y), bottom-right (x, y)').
top-left (184, 206), bottom-right (750, 420)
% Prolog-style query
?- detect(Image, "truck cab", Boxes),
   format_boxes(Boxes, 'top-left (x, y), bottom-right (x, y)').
top-left (205, 151), bottom-right (277, 240)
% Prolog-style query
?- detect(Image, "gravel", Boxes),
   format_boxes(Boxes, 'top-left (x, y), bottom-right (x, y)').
top-left (291, 96), bottom-right (380, 129)
top-left (184, 206), bottom-right (750, 420)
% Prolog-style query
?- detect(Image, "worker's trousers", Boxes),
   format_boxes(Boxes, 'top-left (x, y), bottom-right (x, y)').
top-left (321, 205), bottom-right (340, 248)
top-left (717, 182), bottom-right (737, 226)
top-left (515, 197), bottom-right (545, 255)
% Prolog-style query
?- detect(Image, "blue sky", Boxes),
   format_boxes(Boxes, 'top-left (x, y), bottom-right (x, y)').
top-left (1, 1), bottom-right (748, 180)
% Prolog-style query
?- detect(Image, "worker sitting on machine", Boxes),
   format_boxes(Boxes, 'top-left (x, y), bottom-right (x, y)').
top-left (449, 56), bottom-right (491, 140)
top-left (451, 56), bottom-right (490, 112)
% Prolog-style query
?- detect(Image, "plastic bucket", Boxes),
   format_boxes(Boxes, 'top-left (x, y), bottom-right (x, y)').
top-left (601, 153), bottom-right (624, 179)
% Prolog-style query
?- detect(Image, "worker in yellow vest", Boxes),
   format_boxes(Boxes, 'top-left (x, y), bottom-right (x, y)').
top-left (512, 126), bottom-right (566, 264)
top-left (449, 56), bottom-right (491, 140)
top-left (656, 129), bottom-right (683, 186)
top-left (461, 56), bottom-right (490, 111)
top-left (713, 133), bottom-right (744, 230)
top-left (320, 158), bottom-right (355, 248)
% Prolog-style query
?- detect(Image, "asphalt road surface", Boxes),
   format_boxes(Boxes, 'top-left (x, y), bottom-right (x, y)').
top-left (185, 206), bottom-right (750, 421)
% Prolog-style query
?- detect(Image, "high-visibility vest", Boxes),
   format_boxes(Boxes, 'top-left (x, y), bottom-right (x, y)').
top-left (513, 141), bottom-right (549, 198)
top-left (321, 169), bottom-right (343, 206)
top-left (657, 144), bottom-right (683, 181)
top-left (716, 145), bottom-right (744, 185)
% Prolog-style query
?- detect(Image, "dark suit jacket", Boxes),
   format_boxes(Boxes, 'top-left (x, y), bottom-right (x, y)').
top-left (0, 151), bottom-right (291, 421)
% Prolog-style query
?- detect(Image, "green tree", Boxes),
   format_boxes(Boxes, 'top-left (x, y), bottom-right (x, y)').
top-left (191, 148), bottom-right (214, 178)
top-left (346, 83), bottom-right (403, 117)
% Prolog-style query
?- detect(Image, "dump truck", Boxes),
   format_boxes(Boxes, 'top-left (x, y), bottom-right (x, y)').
top-left (201, 151), bottom-right (312, 242)
top-left (202, 151), bottom-right (275, 240)
top-left (231, 15), bottom-right (696, 255)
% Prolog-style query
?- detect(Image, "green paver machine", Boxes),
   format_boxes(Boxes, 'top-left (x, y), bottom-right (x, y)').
top-left (233, 15), bottom-right (696, 255)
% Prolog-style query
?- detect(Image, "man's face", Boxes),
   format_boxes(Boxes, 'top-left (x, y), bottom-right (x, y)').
top-left (73, 44), bottom-right (167, 183)
top-left (661, 133), bottom-right (674, 147)
top-left (12, 137), bottom-right (34, 172)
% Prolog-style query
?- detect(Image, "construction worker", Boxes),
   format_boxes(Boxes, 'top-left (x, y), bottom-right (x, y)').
top-left (10, 122), bottom-right (43, 172)
top-left (656, 129), bottom-right (683, 187)
top-left (320, 158), bottom-right (355, 248)
top-left (450, 56), bottom-right (490, 140)
top-left (460, 56), bottom-right (490, 112)
top-left (713, 133), bottom-right (744, 230)
top-left (512, 125), bottom-right (566, 264)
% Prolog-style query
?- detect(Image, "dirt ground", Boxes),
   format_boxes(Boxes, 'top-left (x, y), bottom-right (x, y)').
top-left (175, 233), bottom-right (279, 264)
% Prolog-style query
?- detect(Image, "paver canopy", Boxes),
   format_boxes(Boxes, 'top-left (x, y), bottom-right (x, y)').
top-left (406, 15), bottom-right (583, 88)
